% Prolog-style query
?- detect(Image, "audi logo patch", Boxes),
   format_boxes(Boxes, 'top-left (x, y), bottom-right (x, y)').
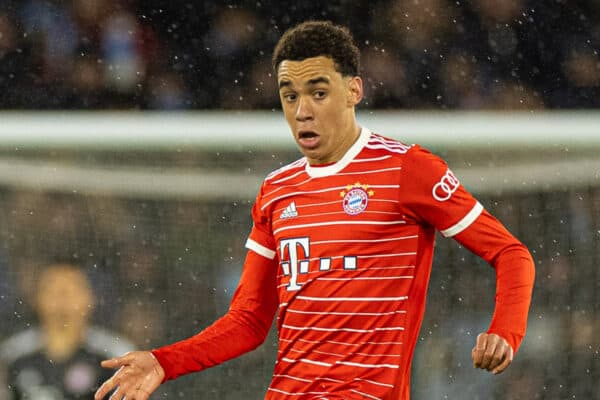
top-left (432, 169), bottom-right (460, 201)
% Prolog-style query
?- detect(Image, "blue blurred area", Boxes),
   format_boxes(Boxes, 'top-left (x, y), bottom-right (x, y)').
top-left (0, 0), bottom-right (598, 109)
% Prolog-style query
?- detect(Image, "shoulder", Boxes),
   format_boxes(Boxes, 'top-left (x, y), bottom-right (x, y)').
top-left (362, 132), bottom-right (442, 168)
top-left (256, 156), bottom-right (308, 198)
top-left (249, 157), bottom-right (308, 215)
top-left (400, 142), bottom-right (448, 170)
top-left (264, 157), bottom-right (307, 184)
top-left (364, 132), bottom-right (414, 155)
top-left (0, 328), bottom-right (43, 364)
top-left (83, 326), bottom-right (136, 358)
top-left (360, 134), bottom-right (450, 188)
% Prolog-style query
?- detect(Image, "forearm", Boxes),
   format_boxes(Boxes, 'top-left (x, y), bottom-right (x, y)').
top-left (454, 209), bottom-right (535, 353)
top-left (486, 245), bottom-right (535, 352)
top-left (152, 250), bottom-right (279, 382)
top-left (152, 308), bottom-right (271, 381)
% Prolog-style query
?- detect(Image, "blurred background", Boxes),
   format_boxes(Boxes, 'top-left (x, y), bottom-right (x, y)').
top-left (0, 1), bottom-right (598, 399)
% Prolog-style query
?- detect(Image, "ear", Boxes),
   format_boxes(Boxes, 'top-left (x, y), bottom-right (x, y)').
top-left (347, 76), bottom-right (363, 107)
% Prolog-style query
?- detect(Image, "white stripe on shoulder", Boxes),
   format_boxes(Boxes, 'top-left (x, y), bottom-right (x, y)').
top-left (440, 201), bottom-right (484, 237)
top-left (84, 326), bottom-right (135, 358)
top-left (265, 158), bottom-right (307, 181)
top-left (369, 134), bottom-right (410, 147)
top-left (0, 328), bottom-right (43, 363)
top-left (246, 238), bottom-right (276, 259)
top-left (272, 169), bottom-right (309, 185)
top-left (364, 144), bottom-right (411, 154)
top-left (366, 134), bottom-right (413, 153)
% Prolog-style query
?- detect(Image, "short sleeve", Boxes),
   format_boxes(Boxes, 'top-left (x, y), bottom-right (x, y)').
top-left (401, 145), bottom-right (483, 237)
top-left (245, 183), bottom-right (277, 259)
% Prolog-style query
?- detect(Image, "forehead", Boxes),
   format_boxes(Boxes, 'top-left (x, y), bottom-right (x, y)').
top-left (277, 56), bottom-right (339, 84)
top-left (39, 267), bottom-right (89, 291)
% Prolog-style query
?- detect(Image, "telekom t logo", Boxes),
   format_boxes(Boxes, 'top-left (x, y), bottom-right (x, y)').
top-left (280, 237), bottom-right (357, 291)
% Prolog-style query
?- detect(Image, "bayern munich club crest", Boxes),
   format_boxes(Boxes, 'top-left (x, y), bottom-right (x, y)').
top-left (340, 182), bottom-right (374, 215)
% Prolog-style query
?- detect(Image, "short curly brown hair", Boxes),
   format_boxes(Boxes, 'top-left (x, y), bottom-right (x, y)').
top-left (272, 20), bottom-right (360, 77)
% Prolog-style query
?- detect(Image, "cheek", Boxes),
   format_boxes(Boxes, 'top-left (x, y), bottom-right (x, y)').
top-left (319, 105), bottom-right (341, 127)
top-left (283, 109), bottom-right (297, 125)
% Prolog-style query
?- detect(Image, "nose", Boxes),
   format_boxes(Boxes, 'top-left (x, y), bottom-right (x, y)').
top-left (295, 96), bottom-right (313, 121)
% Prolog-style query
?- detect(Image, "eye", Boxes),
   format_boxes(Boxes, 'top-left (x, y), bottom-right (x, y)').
top-left (314, 90), bottom-right (327, 99)
top-left (283, 93), bottom-right (297, 102)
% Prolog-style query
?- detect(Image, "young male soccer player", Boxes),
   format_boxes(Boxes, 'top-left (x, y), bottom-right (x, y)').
top-left (95, 21), bottom-right (535, 400)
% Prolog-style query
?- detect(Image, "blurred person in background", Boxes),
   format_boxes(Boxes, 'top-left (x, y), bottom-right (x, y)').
top-left (94, 21), bottom-right (534, 400)
top-left (0, 1), bottom-right (598, 109)
top-left (0, 263), bottom-right (134, 400)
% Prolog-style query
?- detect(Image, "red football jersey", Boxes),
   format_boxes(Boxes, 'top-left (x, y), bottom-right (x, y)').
top-left (152, 127), bottom-right (534, 400)
top-left (245, 128), bottom-right (485, 399)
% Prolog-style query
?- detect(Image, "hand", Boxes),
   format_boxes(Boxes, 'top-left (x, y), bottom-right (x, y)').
top-left (471, 332), bottom-right (513, 375)
top-left (94, 351), bottom-right (165, 400)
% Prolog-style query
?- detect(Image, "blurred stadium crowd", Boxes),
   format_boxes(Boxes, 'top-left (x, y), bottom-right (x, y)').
top-left (0, 0), bottom-right (599, 110)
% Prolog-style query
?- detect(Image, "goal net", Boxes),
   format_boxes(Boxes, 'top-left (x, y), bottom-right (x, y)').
top-left (0, 111), bottom-right (598, 399)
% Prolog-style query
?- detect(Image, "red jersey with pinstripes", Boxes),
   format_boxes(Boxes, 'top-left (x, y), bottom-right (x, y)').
top-left (246, 127), bottom-right (484, 400)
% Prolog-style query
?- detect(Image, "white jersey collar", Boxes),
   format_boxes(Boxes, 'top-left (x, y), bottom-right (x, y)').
top-left (305, 126), bottom-right (371, 178)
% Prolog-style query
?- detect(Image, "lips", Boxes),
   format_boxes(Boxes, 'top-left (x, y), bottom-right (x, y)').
top-left (297, 130), bottom-right (320, 149)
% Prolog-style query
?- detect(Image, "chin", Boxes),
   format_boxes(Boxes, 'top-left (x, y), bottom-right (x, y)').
top-left (298, 147), bottom-right (318, 158)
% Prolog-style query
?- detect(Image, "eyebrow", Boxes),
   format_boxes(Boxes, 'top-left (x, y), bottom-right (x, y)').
top-left (278, 76), bottom-right (331, 90)
top-left (307, 77), bottom-right (330, 86)
top-left (279, 80), bottom-right (292, 89)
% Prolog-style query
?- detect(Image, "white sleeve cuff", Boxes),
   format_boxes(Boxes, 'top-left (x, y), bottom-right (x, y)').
top-left (245, 238), bottom-right (276, 259)
top-left (440, 201), bottom-right (484, 237)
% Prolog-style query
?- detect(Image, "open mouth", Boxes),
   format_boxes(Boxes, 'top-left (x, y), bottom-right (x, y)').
top-left (297, 130), bottom-right (320, 149)
top-left (298, 131), bottom-right (318, 139)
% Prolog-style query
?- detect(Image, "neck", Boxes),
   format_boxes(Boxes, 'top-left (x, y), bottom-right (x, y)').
top-left (308, 117), bottom-right (361, 166)
top-left (331, 120), bottom-right (361, 164)
top-left (42, 322), bottom-right (85, 361)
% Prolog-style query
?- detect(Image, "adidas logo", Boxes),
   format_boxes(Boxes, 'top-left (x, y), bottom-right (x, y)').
top-left (280, 201), bottom-right (298, 219)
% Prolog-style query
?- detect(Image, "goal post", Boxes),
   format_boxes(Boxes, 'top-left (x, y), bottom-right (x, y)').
top-left (0, 110), bottom-right (597, 199)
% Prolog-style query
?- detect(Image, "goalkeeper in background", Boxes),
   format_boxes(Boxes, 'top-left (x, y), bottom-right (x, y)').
top-left (95, 20), bottom-right (535, 400)
top-left (0, 263), bottom-right (134, 400)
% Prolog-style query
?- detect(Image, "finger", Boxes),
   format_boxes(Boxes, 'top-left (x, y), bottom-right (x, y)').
top-left (479, 337), bottom-right (499, 370)
top-left (95, 377), bottom-right (119, 400)
top-left (471, 333), bottom-right (488, 367)
top-left (110, 379), bottom-right (137, 400)
top-left (486, 344), bottom-right (508, 371)
top-left (96, 365), bottom-right (132, 400)
top-left (492, 345), bottom-right (514, 375)
top-left (486, 341), bottom-right (508, 372)
top-left (101, 353), bottom-right (133, 369)
top-left (107, 391), bottom-right (118, 400)
top-left (108, 386), bottom-right (124, 400)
